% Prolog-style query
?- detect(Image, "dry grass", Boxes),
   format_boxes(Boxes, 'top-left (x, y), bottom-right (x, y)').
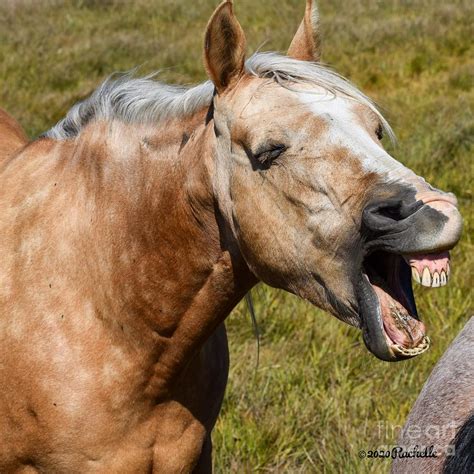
top-left (1, 0), bottom-right (472, 472)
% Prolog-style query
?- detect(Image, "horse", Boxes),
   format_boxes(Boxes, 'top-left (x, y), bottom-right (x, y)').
top-left (391, 317), bottom-right (474, 474)
top-left (0, 0), bottom-right (463, 472)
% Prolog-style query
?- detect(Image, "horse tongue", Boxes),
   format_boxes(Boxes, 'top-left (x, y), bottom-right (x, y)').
top-left (406, 252), bottom-right (450, 288)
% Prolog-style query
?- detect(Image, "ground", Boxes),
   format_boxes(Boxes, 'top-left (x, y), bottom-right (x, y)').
top-left (0, 0), bottom-right (472, 472)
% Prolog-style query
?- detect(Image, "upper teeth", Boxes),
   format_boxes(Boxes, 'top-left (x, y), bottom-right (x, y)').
top-left (422, 267), bottom-right (431, 286)
top-left (412, 267), bottom-right (421, 284)
top-left (411, 266), bottom-right (449, 288)
top-left (440, 271), bottom-right (447, 285)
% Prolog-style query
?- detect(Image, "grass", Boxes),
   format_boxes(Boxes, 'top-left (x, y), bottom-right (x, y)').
top-left (1, 0), bottom-right (472, 472)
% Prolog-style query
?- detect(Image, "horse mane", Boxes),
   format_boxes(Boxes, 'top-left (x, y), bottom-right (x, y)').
top-left (443, 412), bottom-right (474, 474)
top-left (44, 52), bottom-right (394, 141)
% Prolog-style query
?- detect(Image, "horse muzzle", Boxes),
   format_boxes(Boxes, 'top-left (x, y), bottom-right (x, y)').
top-left (356, 188), bottom-right (463, 361)
top-left (362, 191), bottom-right (462, 255)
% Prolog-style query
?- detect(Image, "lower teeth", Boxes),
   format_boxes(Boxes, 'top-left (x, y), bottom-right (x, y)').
top-left (393, 336), bottom-right (430, 356)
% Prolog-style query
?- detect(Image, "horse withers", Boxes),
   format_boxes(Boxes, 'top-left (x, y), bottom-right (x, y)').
top-left (0, 0), bottom-right (463, 472)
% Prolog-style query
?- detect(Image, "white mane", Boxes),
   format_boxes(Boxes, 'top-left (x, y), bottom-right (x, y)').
top-left (45, 52), bottom-right (394, 141)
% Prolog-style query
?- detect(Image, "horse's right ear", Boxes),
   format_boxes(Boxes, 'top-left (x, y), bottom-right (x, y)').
top-left (204, 1), bottom-right (246, 94)
top-left (288, 0), bottom-right (322, 62)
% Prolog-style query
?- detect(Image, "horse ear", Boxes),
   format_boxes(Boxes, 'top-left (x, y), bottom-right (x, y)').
top-left (204, 0), bottom-right (246, 94)
top-left (288, 0), bottom-right (322, 62)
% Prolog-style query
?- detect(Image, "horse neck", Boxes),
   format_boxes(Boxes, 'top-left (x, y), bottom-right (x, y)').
top-left (72, 112), bottom-right (255, 395)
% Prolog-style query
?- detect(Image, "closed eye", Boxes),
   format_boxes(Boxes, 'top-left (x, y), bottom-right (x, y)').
top-left (254, 143), bottom-right (287, 166)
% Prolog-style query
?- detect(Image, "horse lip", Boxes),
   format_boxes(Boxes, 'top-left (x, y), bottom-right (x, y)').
top-left (357, 274), bottom-right (397, 361)
top-left (356, 273), bottom-right (427, 362)
top-left (417, 192), bottom-right (458, 207)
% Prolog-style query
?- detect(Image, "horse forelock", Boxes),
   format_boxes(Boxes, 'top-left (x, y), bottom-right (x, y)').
top-left (44, 52), bottom-right (394, 142)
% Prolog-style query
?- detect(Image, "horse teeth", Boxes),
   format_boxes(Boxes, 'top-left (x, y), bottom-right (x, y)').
top-left (432, 272), bottom-right (440, 287)
top-left (394, 336), bottom-right (430, 357)
top-left (411, 267), bottom-right (421, 284)
top-left (421, 267), bottom-right (431, 287)
top-left (440, 271), bottom-right (447, 286)
top-left (446, 262), bottom-right (450, 278)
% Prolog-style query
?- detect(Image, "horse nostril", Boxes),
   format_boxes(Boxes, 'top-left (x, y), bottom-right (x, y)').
top-left (376, 203), bottom-right (405, 222)
top-left (363, 199), bottom-right (423, 233)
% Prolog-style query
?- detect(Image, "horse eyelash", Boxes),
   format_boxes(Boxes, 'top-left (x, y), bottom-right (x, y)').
top-left (376, 124), bottom-right (384, 140)
top-left (255, 144), bottom-right (287, 164)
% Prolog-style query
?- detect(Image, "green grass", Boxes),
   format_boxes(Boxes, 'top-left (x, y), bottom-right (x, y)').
top-left (1, 0), bottom-right (472, 472)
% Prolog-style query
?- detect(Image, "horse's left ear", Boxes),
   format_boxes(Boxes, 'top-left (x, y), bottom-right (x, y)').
top-left (288, 0), bottom-right (322, 62)
top-left (204, 0), bottom-right (246, 94)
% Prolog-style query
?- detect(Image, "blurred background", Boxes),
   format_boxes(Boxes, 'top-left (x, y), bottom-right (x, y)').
top-left (1, 0), bottom-right (472, 472)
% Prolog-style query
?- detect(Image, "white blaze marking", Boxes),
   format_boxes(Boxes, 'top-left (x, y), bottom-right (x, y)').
top-left (297, 90), bottom-right (416, 182)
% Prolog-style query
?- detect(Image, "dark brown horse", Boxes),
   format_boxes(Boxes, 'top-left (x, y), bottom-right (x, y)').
top-left (0, 1), bottom-right (463, 472)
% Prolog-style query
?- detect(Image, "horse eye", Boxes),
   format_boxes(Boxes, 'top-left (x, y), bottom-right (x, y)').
top-left (376, 124), bottom-right (384, 140)
top-left (255, 144), bottom-right (287, 164)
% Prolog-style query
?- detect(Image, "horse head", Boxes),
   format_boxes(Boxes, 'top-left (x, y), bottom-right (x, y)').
top-left (204, 0), bottom-right (463, 361)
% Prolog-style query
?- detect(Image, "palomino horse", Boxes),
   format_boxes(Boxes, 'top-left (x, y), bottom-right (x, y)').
top-left (0, 0), bottom-right (463, 472)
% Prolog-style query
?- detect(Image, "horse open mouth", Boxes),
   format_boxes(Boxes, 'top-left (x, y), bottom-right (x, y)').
top-left (358, 250), bottom-right (450, 361)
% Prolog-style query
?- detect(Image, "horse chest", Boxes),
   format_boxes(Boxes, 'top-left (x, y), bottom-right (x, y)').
top-left (0, 307), bottom-right (228, 472)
